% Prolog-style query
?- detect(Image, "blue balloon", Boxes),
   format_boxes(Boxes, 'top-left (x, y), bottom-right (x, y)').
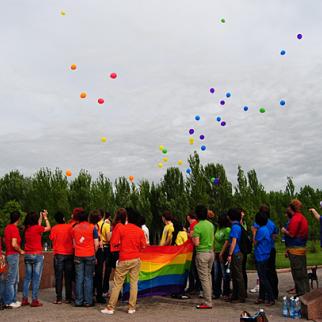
top-left (226, 92), bottom-right (231, 98)
top-left (243, 106), bottom-right (249, 111)
top-left (195, 115), bottom-right (200, 121)
top-left (186, 168), bottom-right (191, 175)
top-left (280, 50), bottom-right (286, 56)
top-left (216, 116), bottom-right (221, 122)
top-left (280, 100), bottom-right (286, 106)
top-left (201, 145), bottom-right (206, 151)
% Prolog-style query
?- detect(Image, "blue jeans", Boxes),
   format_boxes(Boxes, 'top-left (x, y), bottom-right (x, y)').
top-left (213, 254), bottom-right (231, 297)
top-left (4, 254), bottom-right (19, 304)
top-left (23, 254), bottom-right (44, 300)
top-left (74, 256), bottom-right (96, 305)
top-left (0, 273), bottom-right (5, 304)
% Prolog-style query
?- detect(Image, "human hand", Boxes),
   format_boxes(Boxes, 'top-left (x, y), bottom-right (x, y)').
top-left (281, 227), bottom-right (287, 234)
top-left (227, 255), bottom-right (232, 263)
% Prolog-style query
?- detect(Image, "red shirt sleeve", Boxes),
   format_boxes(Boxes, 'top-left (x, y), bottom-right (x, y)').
top-left (37, 226), bottom-right (46, 233)
top-left (110, 227), bottom-right (121, 251)
top-left (11, 226), bottom-right (20, 239)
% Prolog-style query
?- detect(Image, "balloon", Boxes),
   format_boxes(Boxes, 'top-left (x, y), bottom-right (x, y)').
top-left (243, 106), bottom-right (249, 111)
top-left (259, 107), bottom-right (266, 113)
top-left (159, 145), bottom-right (164, 151)
top-left (189, 128), bottom-right (194, 135)
top-left (195, 115), bottom-right (200, 121)
top-left (199, 134), bottom-right (205, 140)
top-left (162, 148), bottom-right (168, 154)
top-left (101, 137), bottom-right (107, 143)
top-left (210, 88), bottom-right (215, 94)
top-left (220, 18), bottom-right (226, 23)
top-left (129, 175), bottom-right (134, 182)
top-left (66, 170), bottom-right (72, 177)
top-left (98, 98), bottom-right (105, 104)
top-left (177, 160), bottom-right (183, 166)
top-left (220, 121), bottom-right (226, 126)
top-left (297, 33), bottom-right (303, 40)
top-left (201, 145), bottom-right (206, 151)
top-left (214, 178), bottom-right (220, 185)
top-left (320, 201), bottom-right (322, 208)
top-left (60, 10), bottom-right (66, 16)
top-left (162, 157), bottom-right (168, 162)
top-left (110, 72), bottom-right (117, 79)
top-left (186, 168), bottom-right (191, 175)
top-left (226, 92), bottom-right (231, 98)
top-left (80, 92), bottom-right (87, 99)
top-left (70, 64), bottom-right (77, 70)
top-left (280, 50), bottom-right (286, 56)
top-left (158, 162), bottom-right (163, 168)
top-left (280, 100), bottom-right (286, 106)
top-left (216, 116), bottom-right (221, 122)
top-left (220, 100), bottom-right (225, 105)
top-left (189, 138), bottom-right (194, 145)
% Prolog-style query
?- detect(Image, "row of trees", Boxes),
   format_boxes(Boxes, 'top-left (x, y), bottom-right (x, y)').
top-left (0, 152), bottom-right (321, 243)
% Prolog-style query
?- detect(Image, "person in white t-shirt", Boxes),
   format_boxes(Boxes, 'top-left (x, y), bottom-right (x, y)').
top-left (140, 217), bottom-right (150, 245)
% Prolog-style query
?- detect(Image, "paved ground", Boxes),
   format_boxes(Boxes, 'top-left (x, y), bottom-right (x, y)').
top-left (1, 270), bottom-right (321, 322)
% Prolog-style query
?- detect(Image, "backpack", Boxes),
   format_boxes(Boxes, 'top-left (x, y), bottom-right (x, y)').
top-left (238, 225), bottom-right (252, 255)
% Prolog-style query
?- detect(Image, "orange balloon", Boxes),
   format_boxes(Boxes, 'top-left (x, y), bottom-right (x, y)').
top-left (70, 64), bottom-right (77, 70)
top-left (66, 170), bottom-right (72, 177)
top-left (80, 92), bottom-right (87, 99)
top-left (129, 175), bottom-right (134, 182)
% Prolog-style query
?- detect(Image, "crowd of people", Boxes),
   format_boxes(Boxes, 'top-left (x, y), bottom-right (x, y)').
top-left (0, 198), bottom-right (320, 314)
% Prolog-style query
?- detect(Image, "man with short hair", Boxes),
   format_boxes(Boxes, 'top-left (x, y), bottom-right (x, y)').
top-left (101, 208), bottom-right (147, 315)
top-left (49, 211), bottom-right (74, 304)
top-left (160, 211), bottom-right (174, 246)
top-left (192, 205), bottom-right (214, 309)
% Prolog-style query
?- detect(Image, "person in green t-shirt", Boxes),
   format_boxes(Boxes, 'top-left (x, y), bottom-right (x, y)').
top-left (213, 213), bottom-right (231, 299)
top-left (192, 205), bottom-right (214, 309)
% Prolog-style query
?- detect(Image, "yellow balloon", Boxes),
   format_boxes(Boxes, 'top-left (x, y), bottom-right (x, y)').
top-left (60, 10), bottom-right (66, 16)
top-left (101, 137), bottom-right (107, 143)
top-left (189, 138), bottom-right (194, 145)
top-left (177, 160), bottom-right (183, 166)
top-left (159, 145), bottom-right (164, 151)
top-left (162, 157), bottom-right (168, 162)
top-left (158, 162), bottom-right (163, 168)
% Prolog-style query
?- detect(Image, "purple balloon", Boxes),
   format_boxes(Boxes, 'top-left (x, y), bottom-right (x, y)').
top-left (189, 128), bottom-right (194, 135)
top-left (210, 88), bottom-right (215, 94)
top-left (220, 100), bottom-right (225, 105)
top-left (200, 134), bottom-right (205, 140)
top-left (297, 33), bottom-right (303, 40)
top-left (220, 121), bottom-right (226, 126)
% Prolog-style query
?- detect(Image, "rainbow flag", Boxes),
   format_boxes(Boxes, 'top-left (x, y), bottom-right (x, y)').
top-left (122, 241), bottom-right (193, 299)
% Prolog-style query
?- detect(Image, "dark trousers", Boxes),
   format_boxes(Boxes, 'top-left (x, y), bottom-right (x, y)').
top-left (289, 253), bottom-right (310, 296)
top-left (213, 253), bottom-right (231, 297)
top-left (188, 251), bottom-right (201, 293)
top-left (231, 252), bottom-right (246, 300)
top-left (242, 253), bottom-right (248, 292)
top-left (103, 250), bottom-right (119, 294)
top-left (95, 248), bottom-right (107, 298)
top-left (54, 254), bottom-right (73, 301)
top-left (256, 259), bottom-right (274, 302)
top-left (268, 248), bottom-right (279, 299)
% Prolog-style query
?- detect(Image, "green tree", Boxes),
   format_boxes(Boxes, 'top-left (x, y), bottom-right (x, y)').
top-left (69, 170), bottom-right (92, 210)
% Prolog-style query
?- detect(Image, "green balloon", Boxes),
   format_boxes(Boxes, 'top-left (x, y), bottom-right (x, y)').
top-left (221, 18), bottom-right (226, 23)
top-left (259, 107), bottom-right (266, 113)
top-left (162, 148), bottom-right (168, 154)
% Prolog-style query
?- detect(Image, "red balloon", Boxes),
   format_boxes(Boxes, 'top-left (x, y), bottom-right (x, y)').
top-left (110, 73), bottom-right (117, 79)
top-left (98, 98), bottom-right (104, 104)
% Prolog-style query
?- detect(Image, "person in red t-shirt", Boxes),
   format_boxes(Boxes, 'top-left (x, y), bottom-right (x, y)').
top-left (22, 210), bottom-right (51, 307)
top-left (3, 211), bottom-right (24, 308)
top-left (101, 208), bottom-right (146, 315)
top-left (49, 212), bottom-right (74, 304)
top-left (72, 211), bottom-right (99, 307)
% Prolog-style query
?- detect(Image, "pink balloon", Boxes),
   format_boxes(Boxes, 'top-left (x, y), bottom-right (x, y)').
top-left (110, 73), bottom-right (117, 79)
top-left (98, 98), bottom-right (105, 104)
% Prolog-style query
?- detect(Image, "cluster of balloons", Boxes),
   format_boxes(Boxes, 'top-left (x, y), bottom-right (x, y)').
top-left (211, 177), bottom-right (220, 185)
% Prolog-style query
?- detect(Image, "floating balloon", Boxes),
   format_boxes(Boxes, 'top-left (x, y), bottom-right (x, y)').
top-left (158, 162), bottom-right (163, 168)
top-left (80, 92), bottom-right (87, 99)
top-left (216, 116), bottom-right (221, 122)
top-left (189, 128), bottom-right (194, 135)
top-left (243, 106), bottom-right (249, 111)
top-left (177, 160), bottom-right (183, 166)
top-left (220, 100), bottom-right (225, 105)
top-left (60, 10), bottom-right (66, 16)
top-left (214, 178), bottom-right (220, 185)
top-left (101, 137), bottom-right (107, 143)
top-left (159, 145), bottom-right (164, 151)
top-left (280, 50), bottom-right (286, 56)
top-left (220, 18), bottom-right (226, 23)
top-left (129, 175), bottom-right (134, 182)
top-left (280, 100), bottom-right (286, 106)
top-left (70, 64), bottom-right (77, 70)
top-left (110, 72), bottom-right (117, 79)
top-left (162, 157), bottom-right (168, 162)
top-left (66, 169), bottom-right (72, 177)
top-left (98, 98), bottom-right (105, 104)
top-left (201, 145), bottom-right (206, 151)
top-left (189, 138), bottom-right (194, 145)
top-left (186, 168), bottom-right (191, 175)
top-left (210, 88), bottom-right (215, 94)
top-left (220, 121), bottom-right (226, 126)
top-left (297, 33), bottom-right (303, 40)
top-left (200, 134), bottom-right (205, 140)
top-left (259, 107), bottom-right (266, 113)
top-left (226, 92), bottom-right (231, 98)
top-left (320, 201), bottom-right (322, 208)
top-left (162, 148), bottom-right (167, 154)
top-left (195, 115), bottom-right (200, 121)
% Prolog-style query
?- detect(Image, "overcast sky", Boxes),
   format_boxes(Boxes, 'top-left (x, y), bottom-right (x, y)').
top-left (1, 0), bottom-right (322, 191)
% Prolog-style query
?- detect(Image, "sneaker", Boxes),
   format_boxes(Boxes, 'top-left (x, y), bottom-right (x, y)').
top-left (250, 284), bottom-right (259, 293)
top-left (30, 299), bottom-right (43, 307)
top-left (15, 301), bottom-right (21, 306)
top-left (22, 298), bottom-right (30, 306)
top-left (128, 309), bottom-right (136, 314)
top-left (7, 302), bottom-right (21, 309)
top-left (196, 304), bottom-right (212, 309)
top-left (101, 308), bottom-right (114, 315)
top-left (199, 291), bottom-right (204, 298)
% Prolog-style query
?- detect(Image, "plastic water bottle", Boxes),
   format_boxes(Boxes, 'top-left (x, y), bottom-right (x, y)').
top-left (282, 296), bottom-right (289, 317)
top-left (294, 297), bottom-right (301, 319)
top-left (44, 242), bottom-right (48, 252)
top-left (289, 297), bottom-right (295, 319)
